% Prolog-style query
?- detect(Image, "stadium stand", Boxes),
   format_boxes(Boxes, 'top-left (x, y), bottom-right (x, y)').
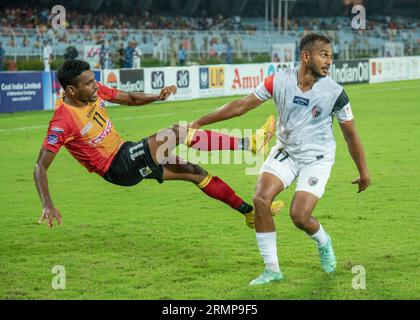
top-left (1, 1), bottom-right (419, 69)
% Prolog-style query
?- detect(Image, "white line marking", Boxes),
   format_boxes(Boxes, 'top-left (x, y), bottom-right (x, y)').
top-left (0, 109), bottom-right (208, 133)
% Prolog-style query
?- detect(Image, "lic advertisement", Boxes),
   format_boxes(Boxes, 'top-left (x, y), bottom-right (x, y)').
top-left (0, 72), bottom-right (44, 113)
top-left (198, 65), bottom-right (226, 98)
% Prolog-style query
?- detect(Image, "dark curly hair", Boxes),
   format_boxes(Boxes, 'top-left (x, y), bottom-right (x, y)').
top-left (56, 59), bottom-right (91, 90)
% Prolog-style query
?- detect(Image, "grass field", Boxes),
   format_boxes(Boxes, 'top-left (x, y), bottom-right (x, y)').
top-left (0, 79), bottom-right (419, 300)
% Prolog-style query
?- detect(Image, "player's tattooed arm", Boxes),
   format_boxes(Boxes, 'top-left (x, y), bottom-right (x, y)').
top-left (339, 120), bottom-right (371, 193)
top-left (109, 85), bottom-right (177, 106)
top-left (34, 148), bottom-right (62, 228)
top-left (190, 93), bottom-right (264, 128)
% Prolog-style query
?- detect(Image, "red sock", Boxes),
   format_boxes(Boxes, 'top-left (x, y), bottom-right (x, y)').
top-left (186, 129), bottom-right (239, 151)
top-left (198, 174), bottom-right (249, 212)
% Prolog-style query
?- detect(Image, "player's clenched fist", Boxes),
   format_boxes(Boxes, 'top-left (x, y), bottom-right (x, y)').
top-left (39, 206), bottom-right (62, 228)
top-left (158, 85), bottom-right (177, 101)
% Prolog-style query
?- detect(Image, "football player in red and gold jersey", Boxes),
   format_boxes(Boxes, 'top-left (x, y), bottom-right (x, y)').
top-left (34, 60), bottom-right (282, 229)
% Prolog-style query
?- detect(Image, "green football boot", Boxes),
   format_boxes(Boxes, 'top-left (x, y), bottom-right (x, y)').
top-left (249, 269), bottom-right (284, 286)
top-left (318, 235), bottom-right (337, 273)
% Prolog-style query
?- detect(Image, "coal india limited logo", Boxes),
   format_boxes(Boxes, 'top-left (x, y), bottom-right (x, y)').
top-left (177, 70), bottom-right (190, 88)
top-left (151, 71), bottom-right (164, 89)
top-left (308, 177), bottom-right (319, 186)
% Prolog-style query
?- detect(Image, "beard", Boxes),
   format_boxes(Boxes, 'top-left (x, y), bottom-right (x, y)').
top-left (308, 62), bottom-right (325, 78)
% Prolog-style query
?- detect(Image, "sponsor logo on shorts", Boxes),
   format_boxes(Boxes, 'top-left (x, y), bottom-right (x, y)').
top-left (139, 166), bottom-right (153, 177)
top-left (308, 177), bottom-right (319, 186)
top-left (293, 96), bottom-right (310, 106)
top-left (47, 134), bottom-right (58, 144)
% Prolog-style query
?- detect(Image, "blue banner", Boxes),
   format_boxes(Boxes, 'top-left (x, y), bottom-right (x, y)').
top-left (0, 72), bottom-right (44, 113)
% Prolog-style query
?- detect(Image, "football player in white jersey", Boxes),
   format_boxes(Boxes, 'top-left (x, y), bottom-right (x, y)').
top-left (189, 34), bottom-right (371, 285)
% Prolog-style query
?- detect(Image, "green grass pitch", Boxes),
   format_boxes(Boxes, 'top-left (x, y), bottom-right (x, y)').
top-left (0, 79), bottom-right (419, 299)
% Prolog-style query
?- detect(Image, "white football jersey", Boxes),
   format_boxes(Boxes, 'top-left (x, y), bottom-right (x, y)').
top-left (254, 67), bottom-right (353, 162)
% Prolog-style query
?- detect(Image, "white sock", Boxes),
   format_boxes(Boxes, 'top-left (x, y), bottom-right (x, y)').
top-left (256, 232), bottom-right (280, 273)
top-left (309, 223), bottom-right (329, 247)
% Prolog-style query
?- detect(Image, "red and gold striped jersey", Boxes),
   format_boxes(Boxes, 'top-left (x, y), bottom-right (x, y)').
top-left (42, 82), bottom-right (124, 176)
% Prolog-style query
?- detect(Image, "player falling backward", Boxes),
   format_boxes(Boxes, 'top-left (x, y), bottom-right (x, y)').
top-left (34, 59), bottom-right (282, 230)
top-left (190, 34), bottom-right (371, 285)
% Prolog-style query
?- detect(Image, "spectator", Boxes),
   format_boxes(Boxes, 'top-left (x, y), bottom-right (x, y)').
top-left (124, 41), bottom-right (135, 68)
top-left (225, 42), bottom-right (233, 64)
top-left (0, 42), bottom-right (4, 71)
top-left (177, 45), bottom-right (187, 66)
top-left (43, 40), bottom-right (52, 71)
top-left (105, 39), bottom-right (114, 69)
top-left (64, 45), bottom-right (78, 60)
top-left (156, 38), bottom-right (164, 61)
top-left (118, 43), bottom-right (125, 68)
top-left (99, 41), bottom-right (106, 69)
top-left (133, 42), bottom-right (142, 69)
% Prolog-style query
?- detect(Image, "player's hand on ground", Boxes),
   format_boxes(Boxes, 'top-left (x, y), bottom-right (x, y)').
top-left (38, 206), bottom-right (62, 228)
top-left (352, 174), bottom-right (371, 193)
top-left (158, 85), bottom-right (177, 101)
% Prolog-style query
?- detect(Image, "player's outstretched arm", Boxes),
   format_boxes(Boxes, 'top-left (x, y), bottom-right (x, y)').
top-left (109, 85), bottom-right (177, 106)
top-left (339, 120), bottom-right (371, 193)
top-left (190, 93), bottom-right (264, 129)
top-left (33, 148), bottom-right (62, 228)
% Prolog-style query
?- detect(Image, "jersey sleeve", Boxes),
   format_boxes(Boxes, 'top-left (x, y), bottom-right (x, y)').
top-left (253, 74), bottom-right (274, 101)
top-left (42, 112), bottom-right (71, 154)
top-left (332, 89), bottom-right (354, 123)
top-left (97, 81), bottom-right (118, 101)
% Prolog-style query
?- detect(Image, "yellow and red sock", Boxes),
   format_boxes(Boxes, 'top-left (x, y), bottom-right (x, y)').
top-left (197, 174), bottom-right (253, 214)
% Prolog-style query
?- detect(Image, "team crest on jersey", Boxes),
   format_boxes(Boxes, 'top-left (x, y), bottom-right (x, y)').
top-left (311, 105), bottom-right (322, 118)
top-left (308, 177), bottom-right (319, 186)
top-left (99, 100), bottom-right (105, 109)
top-left (293, 96), bottom-right (310, 106)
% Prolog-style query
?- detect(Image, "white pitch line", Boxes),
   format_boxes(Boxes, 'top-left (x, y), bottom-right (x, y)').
top-left (0, 109), bottom-right (209, 133)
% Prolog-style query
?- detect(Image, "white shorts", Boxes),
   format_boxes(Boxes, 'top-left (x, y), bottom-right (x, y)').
top-left (260, 145), bottom-right (335, 198)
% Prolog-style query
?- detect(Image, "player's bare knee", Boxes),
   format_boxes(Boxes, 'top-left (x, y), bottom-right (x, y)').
top-left (253, 194), bottom-right (272, 211)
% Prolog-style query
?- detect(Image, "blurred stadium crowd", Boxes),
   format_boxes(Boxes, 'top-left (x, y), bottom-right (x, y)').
top-left (1, 1), bottom-right (420, 71)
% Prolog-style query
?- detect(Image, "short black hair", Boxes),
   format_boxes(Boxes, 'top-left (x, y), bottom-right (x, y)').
top-left (56, 59), bottom-right (91, 89)
top-left (299, 34), bottom-right (331, 53)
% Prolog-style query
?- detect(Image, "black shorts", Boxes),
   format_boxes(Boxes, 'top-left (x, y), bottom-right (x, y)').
top-left (103, 138), bottom-right (164, 186)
